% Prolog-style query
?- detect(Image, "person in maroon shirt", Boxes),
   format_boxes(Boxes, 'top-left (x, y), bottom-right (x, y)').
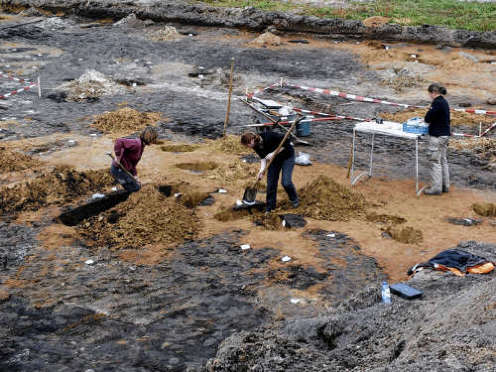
top-left (110, 126), bottom-right (158, 192)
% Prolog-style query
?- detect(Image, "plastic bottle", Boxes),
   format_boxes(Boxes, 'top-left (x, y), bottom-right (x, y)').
top-left (381, 281), bottom-right (391, 304)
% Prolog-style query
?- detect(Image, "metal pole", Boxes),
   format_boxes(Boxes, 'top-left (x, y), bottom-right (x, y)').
top-left (37, 76), bottom-right (41, 98)
top-left (223, 57), bottom-right (235, 137)
top-left (350, 129), bottom-right (356, 181)
top-left (415, 137), bottom-right (419, 193)
top-left (369, 133), bottom-right (375, 177)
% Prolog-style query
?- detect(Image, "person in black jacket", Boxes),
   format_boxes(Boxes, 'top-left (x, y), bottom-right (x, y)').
top-left (241, 131), bottom-right (298, 212)
top-left (424, 83), bottom-right (451, 195)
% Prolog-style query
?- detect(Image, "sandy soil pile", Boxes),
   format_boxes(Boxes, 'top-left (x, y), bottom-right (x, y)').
top-left (0, 165), bottom-right (112, 214)
top-left (381, 108), bottom-right (494, 127)
top-left (366, 212), bottom-right (406, 225)
top-left (296, 176), bottom-right (367, 221)
top-left (249, 32), bottom-right (281, 47)
top-left (160, 144), bottom-right (199, 152)
top-left (149, 25), bottom-right (183, 41)
top-left (252, 212), bottom-right (284, 230)
top-left (79, 186), bottom-right (200, 250)
top-left (383, 225), bottom-right (423, 244)
top-left (206, 135), bottom-right (250, 155)
top-left (209, 159), bottom-right (258, 184)
top-left (450, 137), bottom-right (496, 162)
top-left (473, 202), bottom-right (496, 217)
top-left (91, 107), bottom-right (161, 135)
top-left (60, 70), bottom-right (125, 102)
top-left (0, 147), bottom-right (42, 172)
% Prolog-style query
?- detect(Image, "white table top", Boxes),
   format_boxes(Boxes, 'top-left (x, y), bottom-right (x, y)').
top-left (354, 121), bottom-right (423, 140)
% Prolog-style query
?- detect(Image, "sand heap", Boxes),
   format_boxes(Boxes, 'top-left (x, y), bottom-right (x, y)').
top-left (0, 147), bottom-right (42, 173)
top-left (206, 135), bottom-right (251, 155)
top-left (210, 159), bottom-right (258, 184)
top-left (249, 32), bottom-right (281, 47)
top-left (79, 186), bottom-right (200, 251)
top-left (160, 143), bottom-right (199, 153)
top-left (91, 107), bottom-right (161, 135)
top-left (0, 165), bottom-right (113, 214)
top-left (296, 176), bottom-right (367, 221)
top-left (450, 137), bottom-right (496, 162)
top-left (473, 202), bottom-right (496, 217)
top-left (60, 70), bottom-right (125, 102)
top-left (383, 225), bottom-right (423, 244)
top-left (149, 25), bottom-right (183, 41)
top-left (381, 108), bottom-right (494, 127)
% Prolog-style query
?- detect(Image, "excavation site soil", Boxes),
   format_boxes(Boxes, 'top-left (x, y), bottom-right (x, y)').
top-left (1, 4), bottom-right (496, 372)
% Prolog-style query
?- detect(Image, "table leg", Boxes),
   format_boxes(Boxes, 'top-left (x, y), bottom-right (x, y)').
top-left (350, 129), bottom-right (356, 182)
top-left (369, 133), bottom-right (375, 177)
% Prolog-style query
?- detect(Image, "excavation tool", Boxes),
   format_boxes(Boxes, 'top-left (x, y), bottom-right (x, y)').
top-left (223, 57), bottom-right (235, 137)
top-left (239, 97), bottom-right (311, 146)
top-left (242, 116), bottom-right (303, 205)
top-left (106, 152), bottom-right (137, 180)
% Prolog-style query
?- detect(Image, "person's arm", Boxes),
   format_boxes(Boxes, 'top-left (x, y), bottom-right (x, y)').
top-left (424, 100), bottom-right (441, 124)
top-left (114, 138), bottom-right (125, 164)
top-left (257, 158), bottom-right (267, 180)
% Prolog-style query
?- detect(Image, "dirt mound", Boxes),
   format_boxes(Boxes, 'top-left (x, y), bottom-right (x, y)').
top-left (249, 32), bottom-right (281, 47)
top-left (160, 144), bottom-right (199, 152)
top-left (296, 176), bottom-right (367, 221)
top-left (363, 16), bottom-right (390, 28)
top-left (450, 137), bottom-right (496, 161)
top-left (381, 108), bottom-right (494, 127)
top-left (0, 166), bottom-right (113, 214)
top-left (384, 225), bottom-right (423, 244)
top-left (91, 107), bottom-right (161, 135)
top-left (60, 70), bottom-right (125, 102)
top-left (0, 147), bottom-right (42, 173)
top-left (175, 161), bottom-right (218, 171)
top-left (149, 25), bottom-right (183, 41)
top-left (366, 212), bottom-right (406, 225)
top-left (209, 160), bottom-right (258, 184)
top-left (473, 202), bottom-right (496, 217)
top-left (79, 185), bottom-right (200, 251)
top-left (206, 135), bottom-right (251, 155)
top-left (252, 212), bottom-right (284, 230)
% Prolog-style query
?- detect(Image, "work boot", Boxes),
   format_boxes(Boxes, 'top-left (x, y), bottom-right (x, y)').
top-left (291, 199), bottom-right (299, 208)
top-left (424, 187), bottom-right (441, 196)
top-left (442, 186), bottom-right (449, 193)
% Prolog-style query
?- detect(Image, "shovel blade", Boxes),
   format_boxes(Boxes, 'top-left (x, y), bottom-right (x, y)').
top-left (242, 186), bottom-right (257, 205)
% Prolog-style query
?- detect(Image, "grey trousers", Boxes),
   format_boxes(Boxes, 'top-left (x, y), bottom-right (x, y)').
top-left (427, 136), bottom-right (450, 192)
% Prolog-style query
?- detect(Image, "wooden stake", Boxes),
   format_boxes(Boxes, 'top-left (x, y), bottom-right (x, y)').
top-left (223, 57), bottom-right (235, 137)
top-left (37, 76), bottom-right (41, 98)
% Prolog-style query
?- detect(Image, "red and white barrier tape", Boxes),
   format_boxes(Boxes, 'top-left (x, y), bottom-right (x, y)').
top-left (0, 83), bottom-right (38, 100)
top-left (285, 83), bottom-right (496, 116)
top-left (0, 71), bottom-right (34, 85)
top-left (243, 116), bottom-right (341, 127)
top-left (247, 82), bottom-right (493, 137)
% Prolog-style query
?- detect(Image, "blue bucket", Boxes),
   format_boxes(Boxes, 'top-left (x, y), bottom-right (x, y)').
top-left (296, 121), bottom-right (311, 137)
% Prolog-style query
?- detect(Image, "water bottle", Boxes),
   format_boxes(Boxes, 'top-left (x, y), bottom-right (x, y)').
top-left (381, 281), bottom-right (391, 304)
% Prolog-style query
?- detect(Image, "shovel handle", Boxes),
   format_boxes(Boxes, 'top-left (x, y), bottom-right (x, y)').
top-left (106, 152), bottom-right (136, 180)
top-left (253, 116), bottom-right (304, 187)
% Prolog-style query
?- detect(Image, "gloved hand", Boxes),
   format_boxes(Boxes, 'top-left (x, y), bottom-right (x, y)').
top-left (265, 152), bottom-right (275, 161)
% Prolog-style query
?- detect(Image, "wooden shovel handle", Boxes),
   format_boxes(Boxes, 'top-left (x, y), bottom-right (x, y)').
top-left (107, 152), bottom-right (136, 180)
top-left (253, 116), bottom-right (303, 188)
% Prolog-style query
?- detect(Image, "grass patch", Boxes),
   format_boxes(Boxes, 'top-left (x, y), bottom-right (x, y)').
top-left (196, 0), bottom-right (496, 31)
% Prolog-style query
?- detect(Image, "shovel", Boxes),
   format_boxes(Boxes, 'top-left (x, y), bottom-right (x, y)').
top-left (106, 152), bottom-right (138, 181)
top-left (242, 116), bottom-right (303, 205)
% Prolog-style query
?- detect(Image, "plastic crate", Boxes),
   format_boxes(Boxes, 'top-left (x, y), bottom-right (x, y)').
top-left (402, 123), bottom-right (428, 134)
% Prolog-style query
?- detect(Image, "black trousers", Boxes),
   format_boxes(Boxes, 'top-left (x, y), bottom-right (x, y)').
top-left (266, 155), bottom-right (298, 211)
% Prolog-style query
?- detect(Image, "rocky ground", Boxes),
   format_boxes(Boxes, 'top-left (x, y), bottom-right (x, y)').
top-left (1, 2), bottom-right (496, 371)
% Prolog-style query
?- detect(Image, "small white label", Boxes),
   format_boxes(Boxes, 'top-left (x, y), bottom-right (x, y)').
top-left (240, 244), bottom-right (250, 250)
top-left (85, 259), bottom-right (94, 265)
top-left (281, 256), bottom-right (291, 262)
top-left (174, 193), bottom-right (182, 198)
top-left (327, 233), bottom-right (336, 238)
top-left (290, 298), bottom-right (301, 304)
top-left (218, 188), bottom-right (227, 194)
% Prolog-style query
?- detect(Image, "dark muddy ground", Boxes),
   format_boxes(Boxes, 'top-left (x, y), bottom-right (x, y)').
top-left (1, 9), bottom-right (496, 372)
